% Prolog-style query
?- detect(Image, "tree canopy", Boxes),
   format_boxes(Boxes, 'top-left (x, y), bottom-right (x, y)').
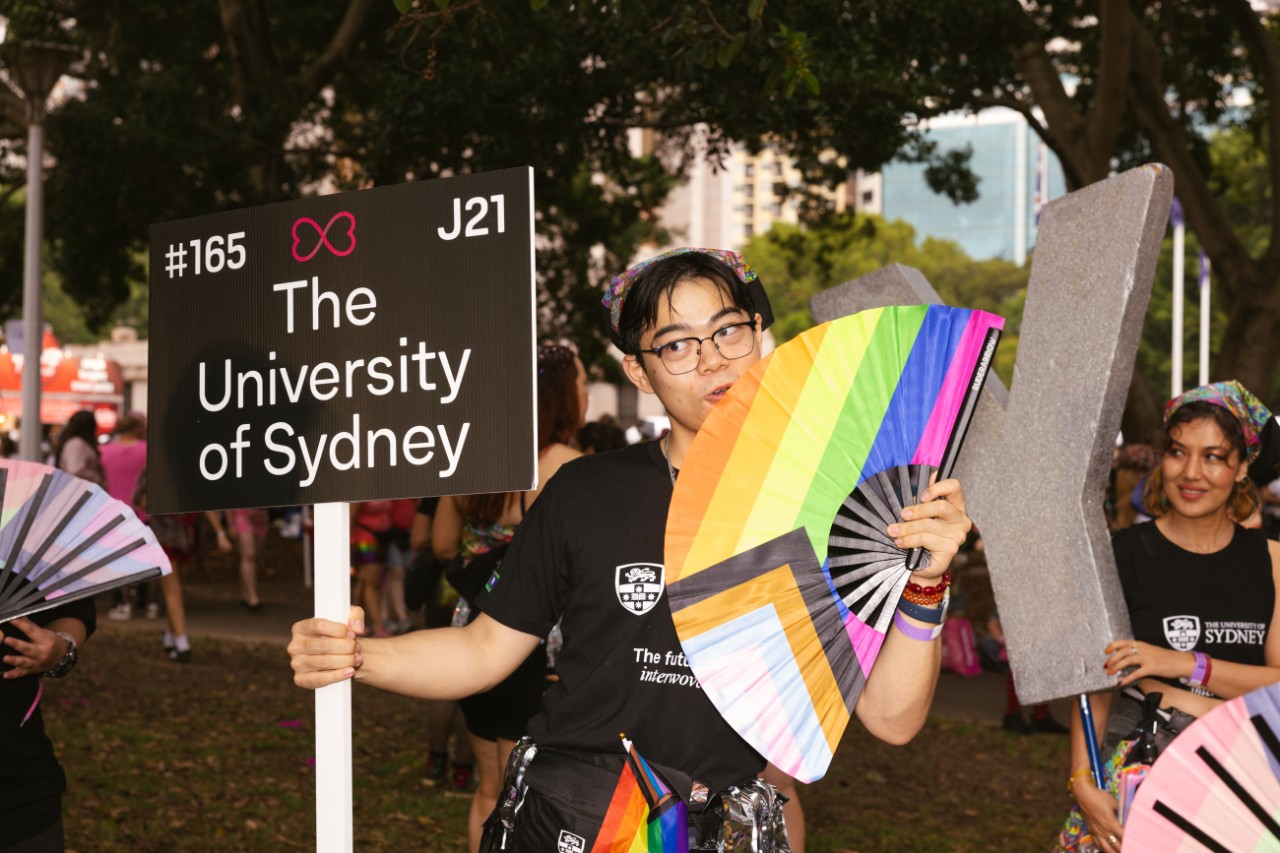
top-left (2, 0), bottom-right (1277, 429)
top-left (357, 0), bottom-right (1280, 428)
top-left (609, 0), bottom-right (1280, 429)
top-left (742, 212), bottom-right (1027, 384)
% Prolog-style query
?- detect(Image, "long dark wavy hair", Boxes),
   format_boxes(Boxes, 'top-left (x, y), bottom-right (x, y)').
top-left (460, 344), bottom-right (582, 525)
top-left (55, 410), bottom-right (100, 468)
top-left (1143, 400), bottom-right (1261, 521)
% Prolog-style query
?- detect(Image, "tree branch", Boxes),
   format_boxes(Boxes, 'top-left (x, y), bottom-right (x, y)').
top-left (971, 90), bottom-right (1089, 187)
top-left (1008, 36), bottom-right (1093, 188)
top-left (971, 91), bottom-right (1046, 135)
top-left (697, 0), bottom-right (736, 42)
top-left (1087, 0), bottom-right (1134, 173)
top-left (1127, 20), bottom-right (1255, 305)
top-left (1225, 0), bottom-right (1280, 268)
top-left (300, 0), bottom-right (379, 95)
top-left (218, 0), bottom-right (270, 102)
top-left (0, 83), bottom-right (27, 136)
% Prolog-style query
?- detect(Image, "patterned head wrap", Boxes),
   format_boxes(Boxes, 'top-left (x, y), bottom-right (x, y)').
top-left (601, 247), bottom-right (762, 345)
top-left (1164, 380), bottom-right (1272, 465)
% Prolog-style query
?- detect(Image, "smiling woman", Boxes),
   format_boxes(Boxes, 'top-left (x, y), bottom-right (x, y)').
top-left (1059, 381), bottom-right (1280, 853)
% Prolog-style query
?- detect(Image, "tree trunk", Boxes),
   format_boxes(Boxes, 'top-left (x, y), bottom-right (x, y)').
top-left (1214, 269), bottom-right (1280, 400)
top-left (1121, 369), bottom-right (1165, 446)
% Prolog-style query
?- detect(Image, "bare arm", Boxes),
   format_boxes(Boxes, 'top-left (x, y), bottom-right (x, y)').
top-left (854, 478), bottom-right (970, 743)
top-left (1068, 690), bottom-right (1123, 852)
top-left (203, 511), bottom-right (232, 552)
top-left (431, 496), bottom-right (463, 562)
top-left (409, 510), bottom-right (432, 553)
top-left (288, 607), bottom-right (540, 699)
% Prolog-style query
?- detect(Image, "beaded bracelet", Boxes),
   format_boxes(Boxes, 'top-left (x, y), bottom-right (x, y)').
top-left (900, 587), bottom-right (947, 606)
top-left (904, 570), bottom-right (950, 596)
top-left (1066, 767), bottom-right (1093, 798)
top-left (893, 609), bottom-right (943, 641)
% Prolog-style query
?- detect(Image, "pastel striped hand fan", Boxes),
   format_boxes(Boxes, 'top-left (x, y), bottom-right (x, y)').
top-left (0, 458), bottom-right (170, 624)
top-left (665, 304), bottom-right (1003, 782)
top-left (1124, 682), bottom-right (1280, 852)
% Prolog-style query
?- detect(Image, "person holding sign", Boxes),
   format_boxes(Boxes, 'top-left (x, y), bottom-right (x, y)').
top-left (1060, 381), bottom-right (1280, 853)
top-left (289, 248), bottom-right (971, 850)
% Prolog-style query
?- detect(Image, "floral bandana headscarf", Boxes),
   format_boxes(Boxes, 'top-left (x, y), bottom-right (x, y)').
top-left (601, 247), bottom-right (758, 341)
top-left (1164, 380), bottom-right (1272, 465)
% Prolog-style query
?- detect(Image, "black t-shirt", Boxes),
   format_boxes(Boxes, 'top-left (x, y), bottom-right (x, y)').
top-left (1116, 521), bottom-right (1273, 697)
top-left (1, 596), bottom-right (97, 843)
top-left (478, 441), bottom-right (764, 793)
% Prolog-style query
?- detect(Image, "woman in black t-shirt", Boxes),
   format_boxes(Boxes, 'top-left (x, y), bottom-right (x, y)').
top-left (1, 599), bottom-right (94, 853)
top-left (432, 343), bottom-right (587, 852)
top-left (1061, 381), bottom-right (1280, 853)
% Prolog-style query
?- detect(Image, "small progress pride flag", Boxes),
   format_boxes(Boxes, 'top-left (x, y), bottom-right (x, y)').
top-left (590, 735), bottom-right (689, 853)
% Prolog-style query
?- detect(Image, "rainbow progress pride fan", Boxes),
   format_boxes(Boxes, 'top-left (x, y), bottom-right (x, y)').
top-left (0, 459), bottom-right (170, 624)
top-left (665, 304), bottom-right (1003, 783)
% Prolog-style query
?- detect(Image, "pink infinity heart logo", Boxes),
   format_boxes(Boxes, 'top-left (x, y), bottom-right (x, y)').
top-left (291, 211), bottom-right (357, 262)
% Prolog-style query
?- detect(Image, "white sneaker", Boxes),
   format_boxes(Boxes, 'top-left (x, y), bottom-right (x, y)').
top-left (107, 603), bottom-right (133, 621)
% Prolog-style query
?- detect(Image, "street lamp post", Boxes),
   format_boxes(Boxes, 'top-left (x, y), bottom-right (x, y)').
top-left (6, 40), bottom-right (78, 461)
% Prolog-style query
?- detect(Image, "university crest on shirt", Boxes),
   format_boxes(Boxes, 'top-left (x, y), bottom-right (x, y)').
top-left (615, 562), bottom-right (664, 615)
top-left (1163, 615), bottom-right (1201, 651)
top-left (557, 829), bottom-right (586, 853)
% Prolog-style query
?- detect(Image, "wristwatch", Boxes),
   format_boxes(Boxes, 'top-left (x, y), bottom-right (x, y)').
top-left (42, 632), bottom-right (79, 679)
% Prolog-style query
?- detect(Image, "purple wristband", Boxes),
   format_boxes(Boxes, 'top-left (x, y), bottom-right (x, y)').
top-left (1181, 651), bottom-right (1209, 687)
top-left (894, 609), bottom-right (943, 642)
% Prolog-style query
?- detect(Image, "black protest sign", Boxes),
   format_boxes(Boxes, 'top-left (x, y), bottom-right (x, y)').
top-left (147, 168), bottom-right (535, 513)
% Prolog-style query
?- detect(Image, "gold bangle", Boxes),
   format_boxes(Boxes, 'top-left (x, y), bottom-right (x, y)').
top-left (1066, 767), bottom-right (1093, 798)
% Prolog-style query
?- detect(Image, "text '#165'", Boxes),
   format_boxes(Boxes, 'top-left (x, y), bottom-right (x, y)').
top-left (165, 232), bottom-right (247, 279)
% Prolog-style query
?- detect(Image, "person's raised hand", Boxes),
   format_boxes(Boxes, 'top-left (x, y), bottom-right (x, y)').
top-left (1, 617), bottom-right (67, 679)
top-left (288, 605), bottom-right (366, 689)
top-left (887, 477), bottom-right (972, 581)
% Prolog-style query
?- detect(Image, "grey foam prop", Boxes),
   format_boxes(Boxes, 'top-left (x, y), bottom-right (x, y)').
top-left (810, 164), bottom-right (1173, 703)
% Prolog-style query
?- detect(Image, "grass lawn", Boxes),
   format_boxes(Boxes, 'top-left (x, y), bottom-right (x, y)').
top-left (41, 629), bottom-right (1071, 852)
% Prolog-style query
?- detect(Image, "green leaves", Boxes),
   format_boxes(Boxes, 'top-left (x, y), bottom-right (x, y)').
top-left (392, 0), bottom-right (415, 13)
top-left (718, 32), bottom-right (748, 68)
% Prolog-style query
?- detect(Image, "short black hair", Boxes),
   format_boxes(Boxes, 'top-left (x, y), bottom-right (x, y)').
top-left (616, 252), bottom-right (755, 355)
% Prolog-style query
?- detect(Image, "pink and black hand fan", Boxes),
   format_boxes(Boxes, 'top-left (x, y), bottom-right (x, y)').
top-left (0, 458), bottom-right (170, 624)
top-left (1125, 681), bottom-right (1280, 851)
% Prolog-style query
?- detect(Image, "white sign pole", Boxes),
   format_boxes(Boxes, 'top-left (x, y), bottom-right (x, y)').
top-left (1171, 215), bottom-right (1185, 398)
top-left (302, 505), bottom-right (313, 590)
top-left (314, 501), bottom-right (353, 853)
top-left (1199, 253), bottom-right (1211, 386)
